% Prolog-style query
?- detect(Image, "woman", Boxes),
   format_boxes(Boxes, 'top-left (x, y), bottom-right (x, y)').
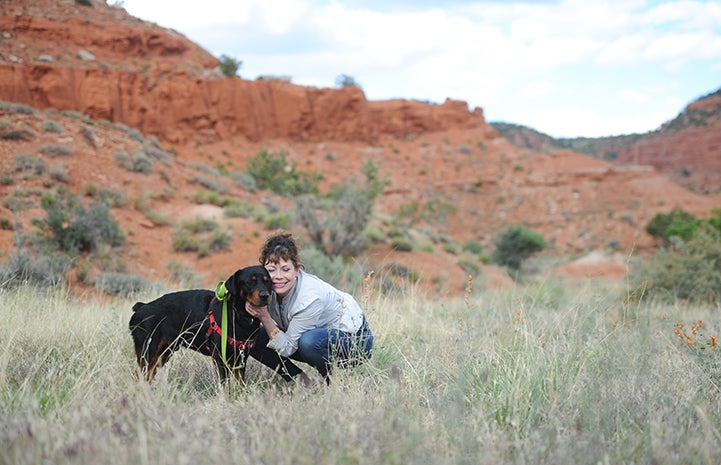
top-left (246, 231), bottom-right (373, 386)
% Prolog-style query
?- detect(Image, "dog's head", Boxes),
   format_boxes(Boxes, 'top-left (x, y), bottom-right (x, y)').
top-left (225, 265), bottom-right (273, 308)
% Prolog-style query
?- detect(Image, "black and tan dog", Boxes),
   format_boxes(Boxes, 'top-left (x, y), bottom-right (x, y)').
top-left (129, 265), bottom-right (272, 384)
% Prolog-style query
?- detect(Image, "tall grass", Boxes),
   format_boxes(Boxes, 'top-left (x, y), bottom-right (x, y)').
top-left (0, 278), bottom-right (719, 464)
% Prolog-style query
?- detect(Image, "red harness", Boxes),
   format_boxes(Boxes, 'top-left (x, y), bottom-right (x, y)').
top-left (205, 305), bottom-right (257, 350)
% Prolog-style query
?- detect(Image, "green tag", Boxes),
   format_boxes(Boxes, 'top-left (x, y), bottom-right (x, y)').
top-left (215, 281), bottom-right (228, 301)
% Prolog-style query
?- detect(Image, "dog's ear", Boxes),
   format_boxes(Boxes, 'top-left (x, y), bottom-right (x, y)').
top-left (225, 268), bottom-right (246, 300)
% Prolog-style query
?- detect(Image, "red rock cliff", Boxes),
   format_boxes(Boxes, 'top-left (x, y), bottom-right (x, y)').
top-left (0, 1), bottom-right (488, 145)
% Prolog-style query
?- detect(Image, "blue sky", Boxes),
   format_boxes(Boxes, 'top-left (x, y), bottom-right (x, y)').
top-left (120, 0), bottom-right (721, 138)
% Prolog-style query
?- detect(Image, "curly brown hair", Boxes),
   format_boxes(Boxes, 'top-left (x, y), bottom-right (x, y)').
top-left (259, 231), bottom-right (303, 268)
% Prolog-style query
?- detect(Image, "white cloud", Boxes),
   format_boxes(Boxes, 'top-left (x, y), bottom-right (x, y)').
top-left (519, 81), bottom-right (555, 99)
top-left (617, 89), bottom-right (650, 103)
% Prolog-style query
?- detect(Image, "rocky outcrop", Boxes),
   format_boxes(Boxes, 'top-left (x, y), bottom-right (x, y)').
top-left (0, 63), bottom-right (487, 144)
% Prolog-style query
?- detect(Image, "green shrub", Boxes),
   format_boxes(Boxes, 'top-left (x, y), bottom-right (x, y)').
top-left (172, 218), bottom-right (231, 257)
top-left (262, 212), bottom-right (291, 230)
top-left (390, 237), bottom-right (413, 252)
top-left (139, 207), bottom-right (170, 227)
top-left (223, 199), bottom-right (259, 218)
top-left (246, 149), bottom-right (321, 196)
top-left (384, 262), bottom-right (421, 283)
top-left (172, 231), bottom-right (200, 252)
top-left (31, 188), bottom-right (125, 254)
top-left (335, 74), bottom-right (360, 88)
top-left (199, 230), bottom-right (232, 257)
top-left (168, 260), bottom-right (202, 288)
top-left (461, 240), bottom-right (484, 255)
top-left (491, 226), bottom-right (546, 271)
top-left (1, 101), bottom-right (36, 114)
top-left (0, 129), bottom-right (34, 141)
top-left (0, 216), bottom-right (12, 230)
top-left (645, 208), bottom-right (697, 243)
top-left (49, 166), bottom-right (70, 183)
top-left (0, 249), bottom-right (70, 288)
top-left (181, 217), bottom-right (218, 233)
top-left (191, 175), bottom-right (227, 194)
top-left (143, 139), bottom-right (172, 166)
top-left (81, 127), bottom-right (96, 147)
top-left (116, 151), bottom-right (153, 173)
top-left (664, 217), bottom-right (699, 242)
top-left (14, 153), bottom-right (47, 178)
top-left (297, 159), bottom-right (387, 258)
top-left (44, 142), bottom-right (70, 158)
top-left (131, 151), bottom-right (153, 173)
top-left (93, 273), bottom-right (154, 295)
top-left (230, 171), bottom-right (258, 192)
top-left (299, 247), bottom-right (365, 292)
top-left (631, 229), bottom-right (721, 304)
top-left (41, 119), bottom-right (62, 133)
top-left (95, 188), bottom-right (127, 208)
top-left (218, 54), bottom-right (242, 77)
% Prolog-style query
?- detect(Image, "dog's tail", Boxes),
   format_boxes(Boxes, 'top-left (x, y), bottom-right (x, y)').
top-left (132, 302), bottom-right (146, 312)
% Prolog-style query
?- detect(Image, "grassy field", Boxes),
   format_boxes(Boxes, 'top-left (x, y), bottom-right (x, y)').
top-left (1, 278), bottom-right (720, 465)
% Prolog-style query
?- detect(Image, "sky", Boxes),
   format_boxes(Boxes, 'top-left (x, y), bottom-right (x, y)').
top-left (120, 0), bottom-right (721, 138)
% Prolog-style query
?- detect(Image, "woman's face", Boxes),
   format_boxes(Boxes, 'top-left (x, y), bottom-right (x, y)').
top-left (264, 258), bottom-right (299, 298)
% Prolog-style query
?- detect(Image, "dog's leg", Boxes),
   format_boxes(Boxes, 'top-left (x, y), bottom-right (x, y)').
top-left (232, 356), bottom-right (247, 387)
top-left (212, 354), bottom-right (232, 383)
top-left (143, 338), bottom-right (172, 382)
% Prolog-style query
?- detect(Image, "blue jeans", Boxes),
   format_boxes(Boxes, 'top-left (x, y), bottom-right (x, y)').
top-left (249, 317), bottom-right (373, 383)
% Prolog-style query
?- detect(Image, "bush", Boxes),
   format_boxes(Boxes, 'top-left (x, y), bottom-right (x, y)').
top-left (224, 199), bottom-right (259, 218)
top-left (262, 212), bottom-right (291, 230)
top-left (631, 229), bottom-right (721, 304)
top-left (218, 54), bottom-right (242, 77)
top-left (31, 189), bottom-right (125, 254)
top-left (0, 249), bottom-right (70, 288)
top-left (246, 149), bottom-right (321, 196)
top-left (172, 231), bottom-right (200, 252)
top-left (168, 260), bottom-right (202, 288)
top-left (200, 230), bottom-right (232, 257)
top-left (646, 208), bottom-right (697, 243)
top-left (41, 119), bottom-right (63, 133)
top-left (172, 218), bottom-right (231, 257)
top-left (14, 153), bottom-right (47, 178)
top-left (38, 144), bottom-right (72, 156)
top-left (299, 247), bottom-right (365, 292)
top-left (390, 237), bottom-right (413, 252)
top-left (491, 226), bottom-right (546, 271)
top-left (116, 151), bottom-right (153, 173)
top-left (93, 273), bottom-right (155, 295)
top-left (297, 159), bottom-right (387, 258)
top-left (335, 74), bottom-right (360, 88)
top-left (462, 240), bottom-right (484, 255)
top-left (191, 175), bottom-right (227, 194)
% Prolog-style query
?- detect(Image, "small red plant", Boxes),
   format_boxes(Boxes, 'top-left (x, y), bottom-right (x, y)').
top-left (673, 320), bottom-right (718, 350)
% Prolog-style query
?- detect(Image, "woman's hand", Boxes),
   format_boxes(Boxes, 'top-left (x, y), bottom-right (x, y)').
top-left (245, 302), bottom-right (270, 319)
top-left (245, 302), bottom-right (280, 339)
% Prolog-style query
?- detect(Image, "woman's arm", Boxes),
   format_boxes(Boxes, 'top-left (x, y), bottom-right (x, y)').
top-left (247, 299), bottom-right (324, 357)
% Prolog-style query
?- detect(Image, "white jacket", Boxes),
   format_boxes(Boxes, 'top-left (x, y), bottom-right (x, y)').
top-left (267, 270), bottom-right (365, 357)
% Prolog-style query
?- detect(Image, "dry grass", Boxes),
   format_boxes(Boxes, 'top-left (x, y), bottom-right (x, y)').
top-left (1, 278), bottom-right (720, 465)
